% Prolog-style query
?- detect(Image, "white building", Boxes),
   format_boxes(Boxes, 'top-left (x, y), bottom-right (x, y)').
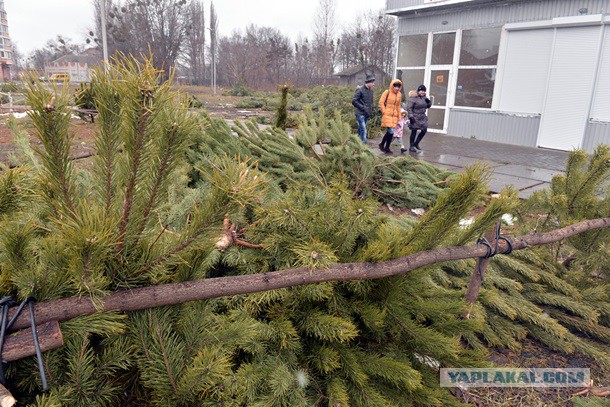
top-left (45, 50), bottom-right (102, 83)
top-left (386, 0), bottom-right (610, 152)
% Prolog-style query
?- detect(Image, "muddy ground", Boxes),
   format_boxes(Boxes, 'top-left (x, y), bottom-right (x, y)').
top-left (0, 85), bottom-right (274, 167)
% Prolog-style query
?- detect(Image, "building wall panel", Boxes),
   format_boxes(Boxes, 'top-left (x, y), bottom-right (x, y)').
top-left (446, 108), bottom-right (540, 146)
top-left (395, 0), bottom-right (610, 35)
top-left (387, 0), bottom-right (421, 9)
top-left (583, 121), bottom-right (610, 152)
top-left (496, 28), bottom-right (554, 114)
top-left (591, 27), bottom-right (610, 121)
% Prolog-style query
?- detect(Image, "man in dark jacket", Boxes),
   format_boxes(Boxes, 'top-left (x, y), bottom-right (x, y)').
top-left (351, 75), bottom-right (375, 143)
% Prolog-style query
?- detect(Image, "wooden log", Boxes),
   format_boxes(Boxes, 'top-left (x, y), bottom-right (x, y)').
top-left (6, 217), bottom-right (610, 333)
top-left (0, 383), bottom-right (16, 407)
top-left (2, 321), bottom-right (63, 362)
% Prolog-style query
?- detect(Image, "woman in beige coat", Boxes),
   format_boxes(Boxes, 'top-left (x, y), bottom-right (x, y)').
top-left (377, 79), bottom-right (403, 154)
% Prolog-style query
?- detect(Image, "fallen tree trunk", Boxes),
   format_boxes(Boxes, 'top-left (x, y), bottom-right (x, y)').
top-left (2, 321), bottom-right (62, 362)
top-left (7, 217), bottom-right (610, 333)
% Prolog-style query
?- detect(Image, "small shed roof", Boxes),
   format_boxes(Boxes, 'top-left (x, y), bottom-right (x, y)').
top-left (49, 52), bottom-right (102, 66)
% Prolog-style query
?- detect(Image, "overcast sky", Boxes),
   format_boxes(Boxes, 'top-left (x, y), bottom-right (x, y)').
top-left (5, 0), bottom-right (388, 57)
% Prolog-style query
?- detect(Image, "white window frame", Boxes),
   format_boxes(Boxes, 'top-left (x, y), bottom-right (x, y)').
top-left (395, 28), bottom-right (502, 130)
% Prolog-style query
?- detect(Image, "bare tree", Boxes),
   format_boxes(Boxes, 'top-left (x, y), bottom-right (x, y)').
top-left (91, 0), bottom-right (189, 78)
top-left (312, 0), bottom-right (337, 78)
top-left (337, 15), bottom-right (365, 71)
top-left (262, 28), bottom-right (292, 85)
top-left (183, 0), bottom-right (206, 85)
top-left (218, 25), bottom-right (291, 89)
top-left (337, 10), bottom-right (396, 78)
top-left (292, 36), bottom-right (314, 87)
top-left (10, 43), bottom-right (24, 74)
top-left (27, 36), bottom-right (83, 72)
top-left (92, 0), bottom-right (129, 55)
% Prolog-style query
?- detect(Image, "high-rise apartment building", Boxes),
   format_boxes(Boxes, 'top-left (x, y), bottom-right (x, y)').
top-left (0, 0), bottom-right (12, 81)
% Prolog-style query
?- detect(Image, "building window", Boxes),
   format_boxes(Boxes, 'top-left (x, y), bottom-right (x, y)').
top-left (397, 34), bottom-right (428, 67)
top-left (455, 68), bottom-right (496, 108)
top-left (455, 27), bottom-right (501, 108)
top-left (397, 69), bottom-right (425, 92)
top-left (460, 28), bottom-right (501, 66)
top-left (432, 32), bottom-right (455, 65)
top-left (396, 28), bottom-right (501, 110)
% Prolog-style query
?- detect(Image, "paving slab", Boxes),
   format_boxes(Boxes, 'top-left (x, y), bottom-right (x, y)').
top-left (487, 173), bottom-right (545, 194)
top-left (517, 182), bottom-right (553, 199)
top-left (369, 132), bottom-right (570, 199)
top-left (491, 164), bottom-right (563, 183)
top-left (431, 163), bottom-right (467, 173)
top-left (415, 152), bottom-right (506, 169)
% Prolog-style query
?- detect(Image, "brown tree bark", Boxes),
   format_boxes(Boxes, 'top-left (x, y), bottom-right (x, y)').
top-left (2, 321), bottom-right (63, 362)
top-left (6, 217), bottom-right (610, 333)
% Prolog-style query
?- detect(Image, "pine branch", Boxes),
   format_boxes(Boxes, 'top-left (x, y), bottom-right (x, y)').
top-left (135, 123), bottom-right (179, 240)
top-left (136, 223), bottom-right (211, 276)
top-left (7, 217), bottom-right (610, 333)
top-left (117, 103), bottom-right (152, 254)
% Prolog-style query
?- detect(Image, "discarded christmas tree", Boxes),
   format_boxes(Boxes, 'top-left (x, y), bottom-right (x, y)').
top-left (274, 84), bottom-right (289, 130)
top-left (0, 56), bottom-right (608, 407)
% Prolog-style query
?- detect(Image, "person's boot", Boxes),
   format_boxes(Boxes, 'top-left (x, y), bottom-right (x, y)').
top-left (414, 131), bottom-right (426, 153)
top-left (400, 147), bottom-right (407, 154)
top-left (380, 131), bottom-right (391, 152)
top-left (409, 146), bottom-right (418, 152)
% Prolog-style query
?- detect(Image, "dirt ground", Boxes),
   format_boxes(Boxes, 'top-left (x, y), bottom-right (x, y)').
top-left (456, 339), bottom-right (610, 406)
top-left (0, 85), bottom-right (273, 167)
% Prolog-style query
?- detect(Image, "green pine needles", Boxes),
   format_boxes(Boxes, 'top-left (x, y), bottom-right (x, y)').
top-left (0, 57), bottom-right (608, 406)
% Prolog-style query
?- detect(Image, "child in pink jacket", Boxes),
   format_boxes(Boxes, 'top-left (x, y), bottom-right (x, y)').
top-left (393, 109), bottom-right (409, 154)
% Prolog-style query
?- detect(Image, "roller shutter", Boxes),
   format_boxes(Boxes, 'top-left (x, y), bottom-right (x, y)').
top-left (497, 29), bottom-right (554, 114)
top-left (537, 26), bottom-right (601, 150)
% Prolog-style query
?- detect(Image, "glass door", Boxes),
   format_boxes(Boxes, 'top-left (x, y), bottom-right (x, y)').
top-left (428, 69), bottom-right (451, 131)
top-left (427, 32), bottom-right (456, 132)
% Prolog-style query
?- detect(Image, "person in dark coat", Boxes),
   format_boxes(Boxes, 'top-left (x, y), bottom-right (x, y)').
top-left (351, 75), bottom-right (375, 143)
top-left (407, 84), bottom-right (432, 153)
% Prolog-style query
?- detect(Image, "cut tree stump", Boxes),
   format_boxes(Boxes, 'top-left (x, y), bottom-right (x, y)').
top-left (0, 383), bottom-right (15, 407)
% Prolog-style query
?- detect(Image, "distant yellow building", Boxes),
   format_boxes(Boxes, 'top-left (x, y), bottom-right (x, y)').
top-left (0, 0), bottom-right (13, 81)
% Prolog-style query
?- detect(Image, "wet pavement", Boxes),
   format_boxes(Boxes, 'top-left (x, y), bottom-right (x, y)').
top-left (370, 133), bottom-right (569, 199)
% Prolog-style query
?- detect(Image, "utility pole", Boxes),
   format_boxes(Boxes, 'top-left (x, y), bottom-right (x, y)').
top-left (100, 0), bottom-right (109, 66)
top-left (209, 1), bottom-right (218, 95)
